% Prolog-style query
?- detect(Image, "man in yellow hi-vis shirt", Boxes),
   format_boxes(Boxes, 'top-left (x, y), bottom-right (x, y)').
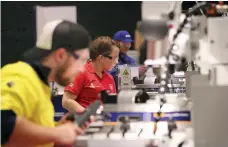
top-left (1, 20), bottom-right (91, 147)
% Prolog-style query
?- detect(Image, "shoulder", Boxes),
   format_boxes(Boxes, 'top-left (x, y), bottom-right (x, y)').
top-left (1, 70), bottom-right (39, 104)
top-left (73, 71), bottom-right (86, 80)
top-left (127, 55), bottom-right (136, 64)
top-left (72, 69), bottom-right (90, 85)
top-left (2, 61), bottom-right (36, 77)
top-left (2, 61), bottom-right (42, 87)
top-left (2, 61), bottom-right (48, 95)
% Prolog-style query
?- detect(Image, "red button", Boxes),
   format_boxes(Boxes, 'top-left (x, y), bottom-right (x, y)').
top-left (168, 24), bottom-right (174, 29)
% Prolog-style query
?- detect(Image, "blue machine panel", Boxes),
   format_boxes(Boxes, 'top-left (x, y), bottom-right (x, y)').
top-left (107, 111), bottom-right (191, 122)
top-left (107, 112), bottom-right (153, 122)
top-left (52, 95), bottom-right (191, 122)
top-left (52, 95), bottom-right (68, 121)
top-left (151, 111), bottom-right (191, 121)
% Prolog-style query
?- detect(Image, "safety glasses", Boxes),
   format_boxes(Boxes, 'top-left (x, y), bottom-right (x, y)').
top-left (103, 54), bottom-right (119, 62)
top-left (103, 54), bottom-right (113, 60)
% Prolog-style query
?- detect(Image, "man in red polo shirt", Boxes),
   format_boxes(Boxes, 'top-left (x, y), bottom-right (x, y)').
top-left (62, 36), bottom-right (119, 112)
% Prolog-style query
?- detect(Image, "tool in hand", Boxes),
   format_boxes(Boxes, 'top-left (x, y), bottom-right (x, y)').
top-left (66, 100), bottom-right (102, 127)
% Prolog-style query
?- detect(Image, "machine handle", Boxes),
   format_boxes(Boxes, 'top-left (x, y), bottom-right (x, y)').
top-left (65, 100), bottom-right (102, 127)
top-left (75, 100), bottom-right (102, 126)
top-left (55, 100), bottom-right (102, 147)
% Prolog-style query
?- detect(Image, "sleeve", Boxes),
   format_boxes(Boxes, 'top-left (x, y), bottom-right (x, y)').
top-left (64, 72), bottom-right (85, 96)
top-left (129, 57), bottom-right (136, 65)
top-left (109, 65), bottom-right (118, 91)
top-left (1, 77), bottom-right (38, 118)
top-left (1, 77), bottom-right (39, 144)
top-left (1, 110), bottom-right (17, 144)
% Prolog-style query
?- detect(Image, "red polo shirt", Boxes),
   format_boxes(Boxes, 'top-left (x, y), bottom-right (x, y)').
top-left (64, 61), bottom-right (116, 108)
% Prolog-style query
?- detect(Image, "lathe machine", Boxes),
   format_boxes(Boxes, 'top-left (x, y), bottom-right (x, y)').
top-left (51, 1), bottom-right (228, 147)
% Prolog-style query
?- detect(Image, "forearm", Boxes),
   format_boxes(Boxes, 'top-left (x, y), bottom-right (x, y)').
top-left (62, 98), bottom-right (85, 113)
top-left (4, 116), bottom-right (58, 147)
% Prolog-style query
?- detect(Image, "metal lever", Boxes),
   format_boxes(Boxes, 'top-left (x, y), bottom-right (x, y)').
top-left (66, 100), bottom-right (102, 127)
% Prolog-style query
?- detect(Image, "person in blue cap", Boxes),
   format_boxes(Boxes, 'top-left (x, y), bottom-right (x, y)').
top-left (110, 30), bottom-right (146, 91)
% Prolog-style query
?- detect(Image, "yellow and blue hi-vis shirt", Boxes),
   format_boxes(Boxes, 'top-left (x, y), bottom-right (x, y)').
top-left (1, 61), bottom-right (55, 147)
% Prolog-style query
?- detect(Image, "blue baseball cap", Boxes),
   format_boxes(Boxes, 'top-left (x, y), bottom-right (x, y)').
top-left (113, 30), bottom-right (133, 43)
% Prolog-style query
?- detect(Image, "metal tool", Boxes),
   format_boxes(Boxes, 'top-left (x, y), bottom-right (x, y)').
top-left (66, 100), bottom-right (102, 127)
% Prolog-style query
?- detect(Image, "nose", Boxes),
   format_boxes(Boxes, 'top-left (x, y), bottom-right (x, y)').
top-left (113, 57), bottom-right (118, 63)
top-left (113, 59), bottom-right (118, 65)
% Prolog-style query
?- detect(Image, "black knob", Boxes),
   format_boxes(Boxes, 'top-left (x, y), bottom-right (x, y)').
top-left (169, 11), bottom-right (175, 20)
top-left (167, 117), bottom-right (177, 138)
top-left (102, 112), bottom-right (112, 121)
top-left (119, 116), bottom-right (130, 132)
top-left (135, 91), bottom-right (150, 103)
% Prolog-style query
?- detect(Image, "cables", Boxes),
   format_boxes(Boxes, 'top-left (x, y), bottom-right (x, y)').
top-left (172, 1), bottom-right (207, 43)
top-left (153, 1), bottom-right (209, 137)
top-left (195, 1), bottom-right (206, 16)
top-left (161, 1), bottom-right (208, 93)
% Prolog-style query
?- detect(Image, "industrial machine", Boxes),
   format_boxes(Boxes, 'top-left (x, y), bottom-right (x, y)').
top-left (49, 1), bottom-right (228, 147)
top-left (71, 1), bottom-right (228, 147)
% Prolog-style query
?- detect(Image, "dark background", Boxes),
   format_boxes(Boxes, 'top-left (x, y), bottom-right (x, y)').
top-left (1, 1), bottom-right (224, 66)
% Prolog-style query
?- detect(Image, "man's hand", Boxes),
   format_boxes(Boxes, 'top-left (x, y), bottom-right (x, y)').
top-left (59, 112), bottom-right (94, 125)
top-left (139, 65), bottom-right (147, 75)
top-left (54, 123), bottom-right (84, 146)
top-left (56, 113), bottom-right (95, 146)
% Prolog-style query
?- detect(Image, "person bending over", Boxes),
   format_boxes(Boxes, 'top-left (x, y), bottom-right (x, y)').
top-left (1, 20), bottom-right (91, 147)
top-left (109, 30), bottom-right (146, 91)
top-left (62, 36), bottom-right (119, 112)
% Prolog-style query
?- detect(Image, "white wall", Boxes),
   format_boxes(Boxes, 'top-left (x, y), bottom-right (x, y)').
top-left (141, 1), bottom-right (182, 22)
top-left (36, 6), bottom-right (77, 39)
top-left (36, 6), bottom-right (77, 94)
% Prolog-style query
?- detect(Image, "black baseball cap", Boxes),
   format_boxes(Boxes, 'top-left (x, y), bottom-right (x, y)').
top-left (22, 20), bottom-right (91, 61)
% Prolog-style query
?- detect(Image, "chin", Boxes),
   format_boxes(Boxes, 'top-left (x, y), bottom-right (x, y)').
top-left (56, 78), bottom-right (71, 87)
top-left (105, 68), bottom-right (112, 72)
